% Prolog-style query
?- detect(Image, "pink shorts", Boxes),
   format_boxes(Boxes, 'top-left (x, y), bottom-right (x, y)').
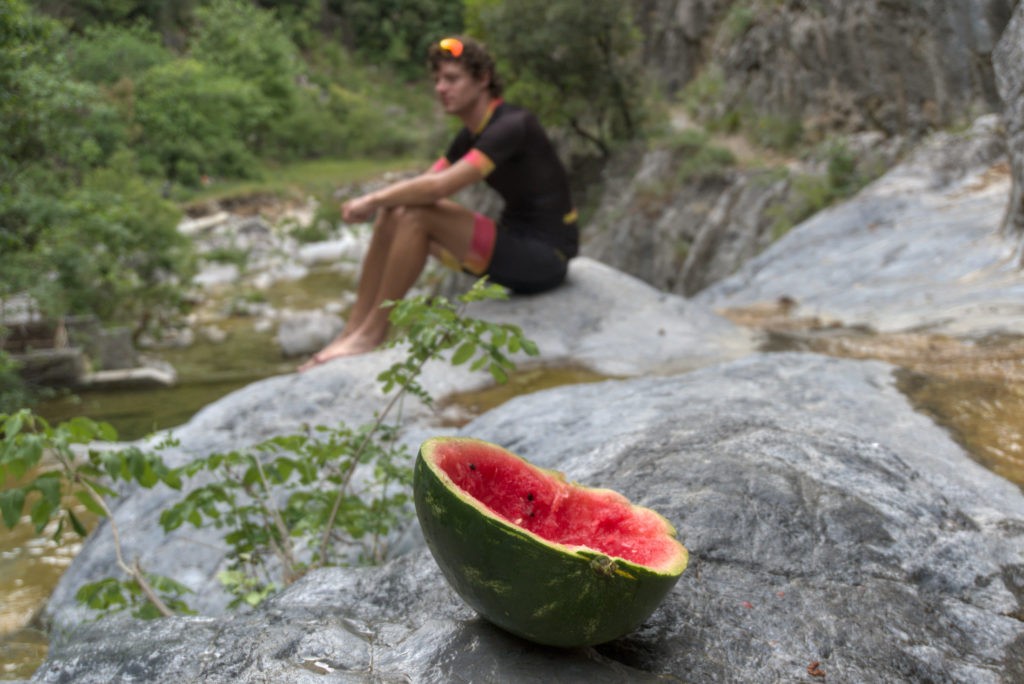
top-left (439, 212), bottom-right (496, 275)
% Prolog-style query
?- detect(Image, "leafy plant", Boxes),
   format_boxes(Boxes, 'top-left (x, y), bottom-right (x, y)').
top-left (160, 279), bottom-right (538, 606)
top-left (68, 22), bottom-right (172, 85)
top-left (1, 279), bottom-right (539, 615)
top-left (0, 411), bottom-right (190, 618)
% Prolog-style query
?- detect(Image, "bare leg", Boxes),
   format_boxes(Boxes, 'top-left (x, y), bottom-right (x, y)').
top-left (299, 201), bottom-right (478, 370)
top-left (338, 207), bottom-right (404, 339)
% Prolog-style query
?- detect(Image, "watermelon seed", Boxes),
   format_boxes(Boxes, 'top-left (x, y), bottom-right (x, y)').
top-left (469, 463), bottom-right (476, 471)
top-left (527, 493), bottom-right (534, 501)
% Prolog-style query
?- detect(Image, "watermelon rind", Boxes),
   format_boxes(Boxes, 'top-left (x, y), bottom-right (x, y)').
top-left (414, 437), bottom-right (688, 648)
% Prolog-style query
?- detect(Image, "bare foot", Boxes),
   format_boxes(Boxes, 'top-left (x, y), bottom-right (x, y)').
top-left (297, 332), bottom-right (385, 371)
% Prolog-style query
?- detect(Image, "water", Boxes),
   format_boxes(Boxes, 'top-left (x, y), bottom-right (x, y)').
top-left (726, 304), bottom-right (1024, 490)
top-left (0, 484), bottom-right (94, 680)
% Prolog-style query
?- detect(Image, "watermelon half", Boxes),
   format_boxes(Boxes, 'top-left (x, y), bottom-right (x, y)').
top-left (413, 437), bottom-right (688, 648)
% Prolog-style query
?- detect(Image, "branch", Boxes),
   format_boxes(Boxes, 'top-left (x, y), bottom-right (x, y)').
top-left (78, 478), bottom-right (174, 618)
top-left (568, 117), bottom-right (610, 157)
top-left (317, 309), bottom-right (463, 564)
top-left (251, 456), bottom-right (298, 583)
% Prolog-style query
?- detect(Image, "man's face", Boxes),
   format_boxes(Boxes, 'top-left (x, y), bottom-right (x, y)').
top-left (433, 61), bottom-right (488, 116)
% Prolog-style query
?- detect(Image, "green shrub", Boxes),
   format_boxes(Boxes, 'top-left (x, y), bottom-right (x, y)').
top-left (769, 141), bottom-right (873, 239)
top-left (191, 0), bottom-right (300, 121)
top-left (747, 112), bottom-right (804, 152)
top-left (133, 58), bottom-right (269, 184)
top-left (69, 22), bottom-right (172, 84)
top-left (37, 151), bottom-right (194, 331)
top-left (665, 129), bottom-right (737, 183)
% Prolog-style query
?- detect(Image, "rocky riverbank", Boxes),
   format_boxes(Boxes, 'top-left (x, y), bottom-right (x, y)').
top-left (32, 124), bottom-right (1024, 680)
top-left (26, 5), bottom-right (1024, 680)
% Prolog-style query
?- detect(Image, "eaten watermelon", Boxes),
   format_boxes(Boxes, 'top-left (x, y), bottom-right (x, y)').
top-left (414, 437), bottom-right (688, 648)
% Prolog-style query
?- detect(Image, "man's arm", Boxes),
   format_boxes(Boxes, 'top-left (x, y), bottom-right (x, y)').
top-left (342, 158), bottom-right (484, 223)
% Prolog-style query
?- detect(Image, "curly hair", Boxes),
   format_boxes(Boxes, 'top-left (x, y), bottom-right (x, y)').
top-left (427, 35), bottom-right (504, 98)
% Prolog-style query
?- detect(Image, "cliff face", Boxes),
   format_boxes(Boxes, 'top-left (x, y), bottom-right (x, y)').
top-left (637, 0), bottom-right (1015, 138)
top-left (584, 0), bottom-right (1021, 295)
top-left (994, 1), bottom-right (1024, 250)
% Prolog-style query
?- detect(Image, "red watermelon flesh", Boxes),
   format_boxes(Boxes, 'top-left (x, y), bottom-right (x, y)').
top-left (433, 442), bottom-right (680, 570)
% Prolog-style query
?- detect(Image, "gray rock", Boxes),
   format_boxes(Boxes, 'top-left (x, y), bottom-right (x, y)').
top-left (698, 117), bottom-right (1024, 336)
top-left (34, 354), bottom-right (1024, 682)
top-left (641, 0), bottom-right (1014, 138)
top-left (40, 258), bottom-right (753, 633)
top-left (994, 1), bottom-right (1024, 246)
top-left (275, 309), bottom-right (345, 357)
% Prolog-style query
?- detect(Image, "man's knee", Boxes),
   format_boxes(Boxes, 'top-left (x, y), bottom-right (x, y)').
top-left (375, 205), bottom-right (430, 241)
top-left (376, 206), bottom-right (414, 234)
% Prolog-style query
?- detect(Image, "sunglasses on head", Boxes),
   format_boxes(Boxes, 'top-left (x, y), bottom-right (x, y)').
top-left (439, 37), bottom-right (464, 57)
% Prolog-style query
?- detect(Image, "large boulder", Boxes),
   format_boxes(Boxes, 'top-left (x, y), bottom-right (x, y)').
top-left (697, 116), bottom-right (1024, 335)
top-left (40, 258), bottom-right (754, 632)
top-left (33, 354), bottom-right (1024, 682)
top-left (994, 0), bottom-right (1024, 247)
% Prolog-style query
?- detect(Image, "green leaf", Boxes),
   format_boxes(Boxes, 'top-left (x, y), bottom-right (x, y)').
top-left (489, 364), bottom-right (509, 384)
top-left (74, 489), bottom-right (107, 517)
top-left (451, 341), bottom-right (476, 366)
top-left (0, 488), bottom-right (26, 528)
top-left (76, 578), bottom-right (128, 610)
top-left (2, 412), bottom-right (25, 440)
top-left (68, 508), bottom-right (88, 537)
top-left (33, 474), bottom-right (63, 508)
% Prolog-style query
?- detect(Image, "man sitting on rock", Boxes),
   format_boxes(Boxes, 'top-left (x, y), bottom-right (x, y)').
top-left (300, 36), bottom-right (578, 369)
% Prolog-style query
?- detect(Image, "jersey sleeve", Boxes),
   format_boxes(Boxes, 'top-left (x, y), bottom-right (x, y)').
top-left (471, 112), bottom-right (526, 176)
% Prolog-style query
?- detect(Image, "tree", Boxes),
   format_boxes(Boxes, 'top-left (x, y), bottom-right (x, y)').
top-left (68, 21), bottom-right (173, 85)
top-left (326, 0), bottom-right (465, 80)
top-left (191, 0), bottom-right (300, 122)
top-left (132, 58), bottom-right (269, 184)
top-left (465, 0), bottom-right (647, 156)
top-left (0, 0), bottom-right (194, 336)
top-left (0, 0), bottom-right (127, 289)
top-left (39, 152), bottom-right (194, 335)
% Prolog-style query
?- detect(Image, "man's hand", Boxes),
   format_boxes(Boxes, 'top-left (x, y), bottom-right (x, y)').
top-left (342, 194), bottom-right (377, 223)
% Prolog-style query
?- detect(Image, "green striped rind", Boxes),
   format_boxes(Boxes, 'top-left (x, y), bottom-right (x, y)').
top-left (414, 437), bottom-right (688, 648)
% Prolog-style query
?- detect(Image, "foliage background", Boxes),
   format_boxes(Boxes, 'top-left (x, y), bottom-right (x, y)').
top-left (0, 0), bottom-right (650, 411)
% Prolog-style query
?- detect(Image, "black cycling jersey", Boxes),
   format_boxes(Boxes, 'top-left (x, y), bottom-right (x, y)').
top-left (444, 101), bottom-right (578, 258)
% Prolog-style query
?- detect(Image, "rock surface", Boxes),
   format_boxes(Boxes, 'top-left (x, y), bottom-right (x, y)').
top-left (33, 130), bottom-right (1024, 678)
top-left (30, 14), bottom-right (1024, 679)
top-left (638, 0), bottom-right (1014, 137)
top-left (994, 0), bottom-right (1024, 245)
top-left (33, 354), bottom-right (1024, 683)
top-left (698, 117), bottom-right (1024, 336)
top-left (40, 258), bottom-right (754, 633)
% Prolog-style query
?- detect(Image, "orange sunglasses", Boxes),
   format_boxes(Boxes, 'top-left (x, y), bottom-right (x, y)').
top-left (439, 37), bottom-right (464, 57)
